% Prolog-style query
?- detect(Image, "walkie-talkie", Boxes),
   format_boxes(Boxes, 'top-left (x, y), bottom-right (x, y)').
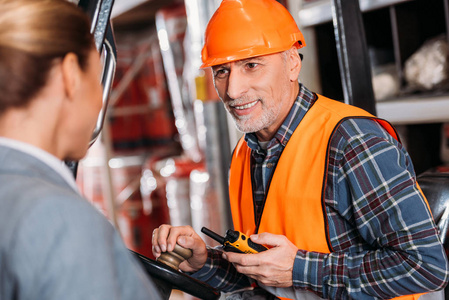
top-left (201, 227), bottom-right (268, 254)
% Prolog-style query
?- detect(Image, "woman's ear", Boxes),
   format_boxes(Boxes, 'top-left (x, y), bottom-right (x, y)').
top-left (288, 46), bottom-right (302, 82)
top-left (60, 53), bottom-right (81, 100)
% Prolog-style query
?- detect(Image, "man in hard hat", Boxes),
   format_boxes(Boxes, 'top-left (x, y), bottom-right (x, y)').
top-left (153, 0), bottom-right (449, 299)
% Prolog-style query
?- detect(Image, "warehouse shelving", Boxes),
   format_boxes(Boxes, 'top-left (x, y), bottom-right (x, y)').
top-left (376, 94), bottom-right (449, 124)
top-left (297, 0), bottom-right (449, 172)
top-left (299, 0), bottom-right (449, 123)
top-left (299, 0), bottom-right (411, 27)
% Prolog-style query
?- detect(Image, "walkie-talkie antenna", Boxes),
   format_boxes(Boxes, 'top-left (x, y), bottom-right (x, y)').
top-left (201, 227), bottom-right (225, 244)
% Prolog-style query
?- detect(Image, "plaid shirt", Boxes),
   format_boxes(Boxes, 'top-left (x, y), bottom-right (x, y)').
top-left (192, 84), bottom-right (449, 299)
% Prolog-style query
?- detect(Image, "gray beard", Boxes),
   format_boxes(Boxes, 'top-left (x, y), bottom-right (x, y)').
top-left (229, 103), bottom-right (281, 134)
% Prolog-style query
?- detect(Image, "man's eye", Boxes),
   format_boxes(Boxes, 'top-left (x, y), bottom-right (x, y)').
top-left (246, 63), bottom-right (258, 69)
top-left (214, 69), bottom-right (228, 78)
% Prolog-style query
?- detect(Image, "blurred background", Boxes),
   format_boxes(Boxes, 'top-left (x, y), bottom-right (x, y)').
top-left (76, 2), bottom-right (449, 294)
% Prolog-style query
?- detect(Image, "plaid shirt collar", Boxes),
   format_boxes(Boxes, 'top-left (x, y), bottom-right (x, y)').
top-left (244, 83), bottom-right (317, 151)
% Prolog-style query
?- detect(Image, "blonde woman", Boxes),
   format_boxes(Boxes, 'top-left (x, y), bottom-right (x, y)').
top-left (0, 1), bottom-right (160, 299)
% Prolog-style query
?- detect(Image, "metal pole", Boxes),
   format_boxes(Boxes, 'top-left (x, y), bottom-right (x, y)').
top-left (331, 0), bottom-right (377, 115)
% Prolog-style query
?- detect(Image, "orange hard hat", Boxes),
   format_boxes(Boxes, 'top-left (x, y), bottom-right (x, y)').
top-left (200, 0), bottom-right (306, 68)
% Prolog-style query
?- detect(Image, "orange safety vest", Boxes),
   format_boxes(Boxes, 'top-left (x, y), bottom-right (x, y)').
top-left (229, 95), bottom-right (424, 300)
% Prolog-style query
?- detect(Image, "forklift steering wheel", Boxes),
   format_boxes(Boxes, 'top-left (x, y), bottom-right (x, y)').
top-left (131, 251), bottom-right (221, 300)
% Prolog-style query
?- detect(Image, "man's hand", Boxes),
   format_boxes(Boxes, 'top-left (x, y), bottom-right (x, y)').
top-left (223, 232), bottom-right (298, 287)
top-left (152, 224), bottom-right (208, 272)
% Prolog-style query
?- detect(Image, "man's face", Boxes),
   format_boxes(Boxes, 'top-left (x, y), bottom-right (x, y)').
top-left (211, 51), bottom-right (295, 141)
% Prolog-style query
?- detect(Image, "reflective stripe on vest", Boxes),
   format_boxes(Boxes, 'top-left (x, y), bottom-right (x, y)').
top-left (229, 94), bottom-right (423, 300)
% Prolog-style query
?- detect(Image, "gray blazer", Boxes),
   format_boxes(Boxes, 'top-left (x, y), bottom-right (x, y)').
top-left (0, 146), bottom-right (161, 300)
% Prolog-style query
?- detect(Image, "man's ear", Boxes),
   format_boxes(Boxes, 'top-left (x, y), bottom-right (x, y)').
top-left (61, 53), bottom-right (81, 100)
top-left (288, 46), bottom-right (302, 82)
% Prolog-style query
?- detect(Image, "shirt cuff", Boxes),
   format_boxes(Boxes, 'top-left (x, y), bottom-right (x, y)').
top-left (292, 250), bottom-right (326, 297)
top-left (190, 248), bottom-right (222, 282)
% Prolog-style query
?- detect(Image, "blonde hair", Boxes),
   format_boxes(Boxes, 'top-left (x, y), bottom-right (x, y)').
top-left (0, 0), bottom-right (95, 112)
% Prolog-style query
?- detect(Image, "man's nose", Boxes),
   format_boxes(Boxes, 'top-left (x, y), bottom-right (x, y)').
top-left (226, 69), bottom-right (247, 100)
